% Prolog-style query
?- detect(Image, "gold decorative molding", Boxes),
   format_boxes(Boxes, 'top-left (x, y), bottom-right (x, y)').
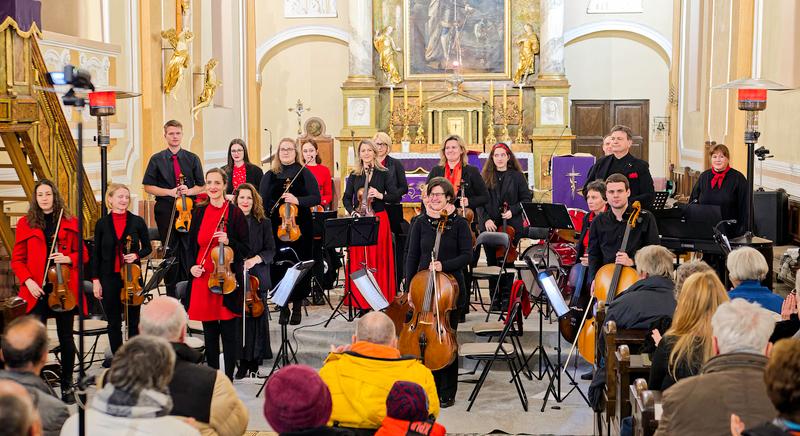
top-left (0, 16), bottom-right (42, 39)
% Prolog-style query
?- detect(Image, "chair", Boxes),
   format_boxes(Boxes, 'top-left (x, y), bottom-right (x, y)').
top-left (470, 232), bottom-right (512, 320)
top-left (603, 321), bottom-right (649, 436)
top-left (459, 294), bottom-right (528, 411)
top-left (73, 280), bottom-right (109, 371)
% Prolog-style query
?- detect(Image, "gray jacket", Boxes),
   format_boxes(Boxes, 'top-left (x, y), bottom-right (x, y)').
top-left (0, 369), bottom-right (70, 436)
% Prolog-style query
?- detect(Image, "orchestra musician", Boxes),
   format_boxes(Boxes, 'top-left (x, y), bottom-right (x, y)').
top-left (10, 179), bottom-right (88, 403)
top-left (583, 125), bottom-right (655, 209)
top-left (90, 183), bottom-right (152, 357)
top-left (689, 143), bottom-right (749, 237)
top-left (577, 180), bottom-right (608, 266)
top-left (373, 132), bottom-right (409, 289)
top-left (259, 138), bottom-right (321, 325)
top-left (302, 139), bottom-right (334, 304)
top-left (404, 177), bottom-right (472, 408)
top-left (342, 139), bottom-right (398, 309)
top-left (233, 183), bottom-right (275, 378)
top-left (187, 168), bottom-right (250, 380)
top-left (586, 173), bottom-right (660, 282)
top-left (142, 119), bottom-right (205, 299)
top-left (222, 138), bottom-right (264, 197)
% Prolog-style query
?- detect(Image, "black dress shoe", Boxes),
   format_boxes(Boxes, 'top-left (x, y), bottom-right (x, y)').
top-left (440, 397), bottom-right (455, 408)
top-left (580, 370), bottom-right (594, 381)
top-left (235, 364), bottom-right (249, 380)
top-left (61, 386), bottom-right (76, 404)
top-left (289, 308), bottom-right (302, 325)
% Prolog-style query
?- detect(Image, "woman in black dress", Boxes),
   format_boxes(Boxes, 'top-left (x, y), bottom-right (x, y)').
top-left (259, 138), bottom-right (320, 324)
top-left (91, 183), bottom-right (152, 357)
top-left (222, 138), bottom-right (263, 196)
top-left (689, 143), bottom-right (748, 237)
top-left (405, 177), bottom-right (472, 408)
top-left (233, 183), bottom-right (275, 378)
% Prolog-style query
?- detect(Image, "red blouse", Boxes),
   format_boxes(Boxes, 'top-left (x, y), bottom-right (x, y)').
top-left (112, 211), bottom-right (127, 272)
top-left (188, 203), bottom-right (237, 322)
top-left (307, 164), bottom-right (333, 207)
top-left (232, 164), bottom-right (247, 191)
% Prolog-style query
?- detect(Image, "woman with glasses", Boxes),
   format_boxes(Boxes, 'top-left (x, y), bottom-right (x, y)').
top-left (373, 132), bottom-right (408, 290)
top-left (259, 138), bottom-right (321, 325)
top-left (222, 138), bottom-right (263, 196)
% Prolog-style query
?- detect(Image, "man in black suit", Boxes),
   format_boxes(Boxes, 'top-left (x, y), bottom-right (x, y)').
top-left (583, 125), bottom-right (655, 209)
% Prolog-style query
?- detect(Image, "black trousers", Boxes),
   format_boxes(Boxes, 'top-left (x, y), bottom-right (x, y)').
top-left (202, 318), bottom-right (240, 380)
top-left (154, 200), bottom-right (187, 299)
top-left (432, 310), bottom-right (459, 400)
top-left (99, 274), bottom-right (140, 354)
top-left (32, 299), bottom-right (75, 386)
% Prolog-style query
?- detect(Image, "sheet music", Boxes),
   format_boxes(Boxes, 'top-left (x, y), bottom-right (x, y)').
top-left (538, 271), bottom-right (570, 317)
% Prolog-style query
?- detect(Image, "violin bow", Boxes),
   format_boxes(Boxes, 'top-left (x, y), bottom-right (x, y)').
top-left (269, 160), bottom-right (310, 214)
top-left (41, 209), bottom-right (65, 287)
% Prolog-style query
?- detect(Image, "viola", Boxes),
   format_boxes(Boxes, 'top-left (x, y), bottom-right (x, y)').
top-left (243, 267), bottom-right (263, 317)
top-left (495, 202), bottom-right (517, 262)
top-left (208, 209), bottom-right (237, 295)
top-left (277, 179), bottom-right (301, 242)
top-left (354, 166), bottom-right (375, 217)
top-left (175, 174), bottom-right (193, 233)
top-left (120, 235), bottom-right (145, 307)
top-left (398, 211), bottom-right (459, 371)
top-left (45, 211), bottom-right (76, 312)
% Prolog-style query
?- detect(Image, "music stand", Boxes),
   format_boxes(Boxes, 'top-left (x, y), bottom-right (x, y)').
top-left (141, 257), bottom-right (177, 299)
top-left (323, 216), bottom-right (379, 327)
top-left (650, 191), bottom-right (669, 211)
top-left (256, 260), bottom-right (314, 397)
top-left (312, 211), bottom-right (337, 308)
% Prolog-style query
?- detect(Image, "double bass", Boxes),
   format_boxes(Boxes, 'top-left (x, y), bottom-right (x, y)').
top-left (44, 210), bottom-right (77, 312)
top-left (120, 235), bottom-right (145, 307)
top-left (398, 211), bottom-right (459, 371)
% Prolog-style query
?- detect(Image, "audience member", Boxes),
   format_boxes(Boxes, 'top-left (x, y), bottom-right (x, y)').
top-left (0, 317), bottom-right (69, 436)
top-left (727, 247), bottom-right (784, 314)
top-left (139, 296), bottom-right (248, 436)
top-left (655, 299), bottom-right (778, 436)
top-left (649, 271), bottom-right (729, 391)
top-left (375, 381), bottom-right (446, 436)
top-left (673, 260), bottom-right (713, 299)
top-left (263, 364), bottom-right (353, 435)
top-left (0, 379), bottom-right (42, 436)
top-left (61, 335), bottom-right (199, 436)
top-left (320, 312), bottom-right (439, 432)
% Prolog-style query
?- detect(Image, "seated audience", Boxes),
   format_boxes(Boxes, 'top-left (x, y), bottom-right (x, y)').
top-left (654, 299), bottom-right (778, 436)
top-left (673, 260), bottom-right (713, 299)
top-left (139, 296), bottom-right (248, 436)
top-left (61, 336), bottom-right (200, 436)
top-left (320, 312), bottom-right (439, 432)
top-left (648, 271), bottom-right (729, 391)
top-left (727, 247), bottom-right (784, 314)
top-left (0, 379), bottom-right (42, 436)
top-left (0, 316), bottom-right (69, 436)
top-left (263, 364), bottom-right (353, 436)
top-left (375, 381), bottom-right (446, 436)
top-left (732, 338), bottom-right (800, 436)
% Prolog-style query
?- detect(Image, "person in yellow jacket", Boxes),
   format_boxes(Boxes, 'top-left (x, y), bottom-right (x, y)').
top-left (319, 312), bottom-right (440, 431)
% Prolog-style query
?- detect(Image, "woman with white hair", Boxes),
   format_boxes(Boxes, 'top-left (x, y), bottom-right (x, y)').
top-left (727, 246), bottom-right (784, 314)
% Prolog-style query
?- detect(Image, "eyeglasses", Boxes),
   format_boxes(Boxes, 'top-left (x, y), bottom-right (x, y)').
top-left (375, 142), bottom-right (388, 147)
top-left (279, 148), bottom-right (294, 153)
top-left (231, 149), bottom-right (244, 153)
top-left (429, 192), bottom-right (447, 198)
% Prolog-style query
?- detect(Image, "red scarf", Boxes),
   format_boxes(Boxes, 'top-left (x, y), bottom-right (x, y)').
top-left (711, 166), bottom-right (730, 189)
top-left (444, 162), bottom-right (462, 192)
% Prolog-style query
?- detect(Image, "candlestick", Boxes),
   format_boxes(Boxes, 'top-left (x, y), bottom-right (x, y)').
top-left (418, 81), bottom-right (423, 107)
top-left (489, 81), bottom-right (494, 104)
top-left (518, 85), bottom-right (523, 114)
top-left (404, 85), bottom-right (408, 112)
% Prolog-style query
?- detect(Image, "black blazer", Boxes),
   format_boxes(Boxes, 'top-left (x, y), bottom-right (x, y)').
top-left (383, 155), bottom-right (409, 233)
top-left (343, 168), bottom-right (397, 214)
top-left (185, 203), bottom-right (251, 314)
top-left (583, 153), bottom-right (655, 209)
top-left (426, 163), bottom-right (489, 209)
top-left (223, 162), bottom-right (264, 194)
top-left (246, 215), bottom-right (276, 291)
top-left (142, 148), bottom-right (205, 203)
top-left (477, 170), bottom-right (532, 238)
top-left (90, 211), bottom-right (152, 279)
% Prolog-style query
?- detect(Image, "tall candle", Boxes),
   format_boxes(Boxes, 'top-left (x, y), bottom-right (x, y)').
top-left (489, 81), bottom-right (494, 105)
top-left (389, 86), bottom-right (394, 112)
top-left (503, 84), bottom-right (507, 113)
top-left (404, 84), bottom-right (408, 111)
top-left (518, 85), bottom-right (523, 113)
top-left (418, 81), bottom-right (423, 107)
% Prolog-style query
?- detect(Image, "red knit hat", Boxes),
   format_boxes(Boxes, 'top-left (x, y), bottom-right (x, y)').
top-left (262, 365), bottom-right (332, 433)
top-left (385, 381), bottom-right (429, 422)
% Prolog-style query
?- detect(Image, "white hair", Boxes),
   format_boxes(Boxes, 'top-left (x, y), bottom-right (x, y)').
top-left (726, 247), bottom-right (769, 282)
top-left (140, 297), bottom-right (187, 342)
top-left (354, 312), bottom-right (395, 345)
top-left (711, 299), bottom-right (775, 354)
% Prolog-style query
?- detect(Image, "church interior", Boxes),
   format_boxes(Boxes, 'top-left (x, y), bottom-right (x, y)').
top-left (1, 0), bottom-right (800, 435)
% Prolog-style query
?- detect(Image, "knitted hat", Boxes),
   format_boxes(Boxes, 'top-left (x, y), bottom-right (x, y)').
top-left (385, 381), bottom-right (429, 422)
top-left (262, 365), bottom-right (332, 433)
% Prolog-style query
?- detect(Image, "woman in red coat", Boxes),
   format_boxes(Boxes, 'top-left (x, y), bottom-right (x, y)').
top-left (187, 168), bottom-right (250, 380)
top-left (11, 179), bottom-right (88, 403)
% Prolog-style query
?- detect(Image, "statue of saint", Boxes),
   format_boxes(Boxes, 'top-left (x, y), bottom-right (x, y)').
top-left (374, 26), bottom-right (402, 85)
top-left (161, 28), bottom-right (194, 96)
top-left (512, 24), bottom-right (539, 85)
top-left (191, 58), bottom-right (221, 120)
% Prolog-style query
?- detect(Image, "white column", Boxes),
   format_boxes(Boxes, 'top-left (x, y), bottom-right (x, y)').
top-left (348, 0), bottom-right (373, 78)
top-left (539, 0), bottom-right (565, 78)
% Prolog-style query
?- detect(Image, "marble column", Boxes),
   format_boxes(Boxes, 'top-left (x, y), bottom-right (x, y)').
top-left (539, 0), bottom-right (565, 78)
top-left (347, 0), bottom-right (374, 82)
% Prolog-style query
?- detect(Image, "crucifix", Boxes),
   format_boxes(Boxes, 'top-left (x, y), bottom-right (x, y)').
top-left (566, 165), bottom-right (582, 200)
top-left (288, 99), bottom-right (311, 135)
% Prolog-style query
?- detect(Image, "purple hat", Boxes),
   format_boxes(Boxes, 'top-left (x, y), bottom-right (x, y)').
top-left (263, 365), bottom-right (332, 433)
top-left (386, 381), bottom-right (429, 422)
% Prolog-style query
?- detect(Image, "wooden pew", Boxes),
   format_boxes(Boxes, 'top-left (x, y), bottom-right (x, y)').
top-left (603, 321), bottom-right (648, 436)
top-left (630, 379), bottom-right (661, 436)
top-left (615, 345), bottom-right (652, 427)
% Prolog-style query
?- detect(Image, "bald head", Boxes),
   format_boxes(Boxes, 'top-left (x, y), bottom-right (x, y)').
top-left (140, 297), bottom-right (187, 343)
top-left (0, 380), bottom-right (40, 436)
top-left (354, 312), bottom-right (396, 346)
top-left (1, 316), bottom-right (48, 372)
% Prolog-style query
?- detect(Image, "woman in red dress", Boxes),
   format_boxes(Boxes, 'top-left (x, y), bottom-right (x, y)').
top-left (11, 179), bottom-right (88, 403)
top-left (342, 139), bottom-right (397, 309)
top-left (187, 168), bottom-right (250, 380)
top-left (301, 139), bottom-right (333, 210)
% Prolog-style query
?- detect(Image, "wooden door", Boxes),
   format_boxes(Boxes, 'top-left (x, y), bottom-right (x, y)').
top-left (570, 99), bottom-right (649, 160)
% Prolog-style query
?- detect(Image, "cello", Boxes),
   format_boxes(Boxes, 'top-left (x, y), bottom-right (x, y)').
top-left (174, 174), bottom-right (193, 233)
top-left (120, 235), bottom-right (145, 307)
top-left (398, 211), bottom-right (459, 371)
top-left (44, 210), bottom-right (77, 312)
top-left (568, 201), bottom-right (642, 366)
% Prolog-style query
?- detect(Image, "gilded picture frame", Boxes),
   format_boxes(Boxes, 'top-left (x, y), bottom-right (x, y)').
top-left (403, 0), bottom-right (511, 80)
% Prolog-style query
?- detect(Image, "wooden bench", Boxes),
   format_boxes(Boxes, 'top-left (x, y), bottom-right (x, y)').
top-left (630, 379), bottom-right (661, 436)
top-left (603, 321), bottom-right (649, 436)
top-left (615, 345), bottom-right (652, 427)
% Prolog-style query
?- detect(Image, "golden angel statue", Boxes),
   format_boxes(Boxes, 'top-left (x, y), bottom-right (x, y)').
top-left (512, 24), bottom-right (539, 85)
top-left (161, 28), bottom-right (194, 96)
top-left (191, 58), bottom-right (221, 120)
top-left (373, 26), bottom-right (402, 85)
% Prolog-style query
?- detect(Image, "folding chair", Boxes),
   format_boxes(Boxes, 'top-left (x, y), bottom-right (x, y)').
top-left (459, 295), bottom-right (528, 411)
top-left (470, 232), bottom-right (513, 321)
top-left (73, 281), bottom-right (109, 371)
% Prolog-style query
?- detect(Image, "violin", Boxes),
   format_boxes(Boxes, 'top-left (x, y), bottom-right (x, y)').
top-left (456, 183), bottom-right (476, 246)
top-left (495, 202), bottom-right (517, 262)
top-left (277, 179), bottom-right (301, 242)
top-left (44, 210), bottom-right (77, 312)
top-left (398, 211), bottom-right (459, 371)
top-left (120, 235), bottom-right (145, 307)
top-left (354, 166), bottom-right (375, 217)
top-left (175, 174), bottom-right (193, 233)
top-left (208, 209), bottom-right (237, 295)
top-left (243, 266), bottom-right (263, 317)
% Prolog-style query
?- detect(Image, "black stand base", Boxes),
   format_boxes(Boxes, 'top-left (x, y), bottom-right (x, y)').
top-left (540, 323), bottom-right (590, 411)
top-left (256, 307), bottom-right (297, 397)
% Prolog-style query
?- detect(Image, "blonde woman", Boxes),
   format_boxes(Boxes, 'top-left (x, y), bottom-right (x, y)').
top-left (648, 270), bottom-right (729, 391)
top-left (90, 183), bottom-right (152, 356)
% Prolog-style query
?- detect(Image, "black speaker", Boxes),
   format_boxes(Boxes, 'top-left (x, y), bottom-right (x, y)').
top-left (753, 189), bottom-right (789, 245)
